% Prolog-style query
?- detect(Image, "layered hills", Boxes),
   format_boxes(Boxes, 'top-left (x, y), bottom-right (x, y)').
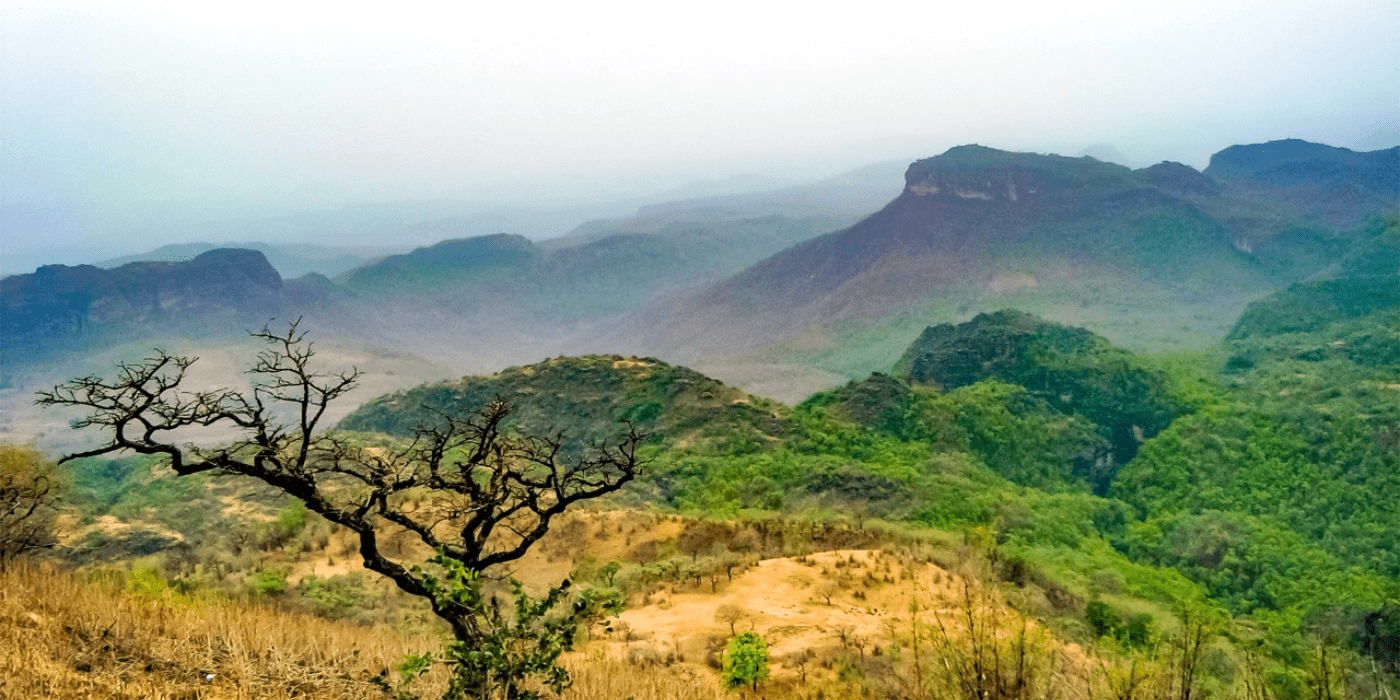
top-left (4, 139), bottom-right (1395, 406)
top-left (27, 293), bottom-right (1400, 696)
top-left (621, 142), bottom-right (1396, 378)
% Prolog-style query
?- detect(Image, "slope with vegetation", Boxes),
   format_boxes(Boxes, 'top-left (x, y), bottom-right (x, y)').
top-left (3, 157), bottom-right (1396, 698)
top-left (632, 142), bottom-right (1397, 384)
top-left (331, 298), bottom-right (1400, 696)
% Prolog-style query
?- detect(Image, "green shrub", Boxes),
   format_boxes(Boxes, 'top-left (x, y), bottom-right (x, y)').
top-left (723, 632), bottom-right (770, 691)
top-left (253, 569), bottom-right (288, 596)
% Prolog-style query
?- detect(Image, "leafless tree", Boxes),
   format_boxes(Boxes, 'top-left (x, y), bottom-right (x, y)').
top-left (833, 623), bottom-right (858, 651)
top-left (716, 603), bottom-right (748, 636)
top-left (788, 649), bottom-right (815, 685)
top-left (37, 322), bottom-right (645, 695)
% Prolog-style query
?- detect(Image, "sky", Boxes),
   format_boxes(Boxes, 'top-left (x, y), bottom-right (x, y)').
top-left (3, 0), bottom-right (1398, 273)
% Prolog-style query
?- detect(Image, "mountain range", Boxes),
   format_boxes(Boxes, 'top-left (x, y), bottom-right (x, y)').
top-left (9, 140), bottom-right (1400, 696)
top-left (3, 139), bottom-right (1395, 406)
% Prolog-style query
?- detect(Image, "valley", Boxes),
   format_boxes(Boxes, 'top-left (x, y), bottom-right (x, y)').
top-left (1, 139), bottom-right (1397, 699)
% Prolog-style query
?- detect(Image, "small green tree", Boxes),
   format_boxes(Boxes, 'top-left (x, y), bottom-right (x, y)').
top-left (1086, 599), bottom-right (1123, 638)
top-left (382, 551), bottom-right (622, 700)
top-left (723, 632), bottom-right (769, 692)
top-left (598, 560), bottom-right (621, 587)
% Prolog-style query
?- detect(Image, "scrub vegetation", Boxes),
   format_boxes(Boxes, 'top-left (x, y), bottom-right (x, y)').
top-left (10, 244), bottom-right (1398, 698)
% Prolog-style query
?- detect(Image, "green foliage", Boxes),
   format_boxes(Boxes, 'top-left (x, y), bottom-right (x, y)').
top-left (597, 561), bottom-right (621, 588)
top-left (277, 501), bottom-right (309, 539)
top-left (295, 573), bottom-right (366, 618)
top-left (893, 311), bottom-right (1188, 478)
top-left (383, 550), bottom-right (621, 700)
top-left (1228, 277), bottom-right (1400, 341)
top-left (252, 569), bottom-right (288, 596)
top-left (0, 443), bottom-right (62, 564)
top-left (723, 632), bottom-right (770, 691)
top-left (1086, 599), bottom-right (1123, 637)
top-left (62, 453), bottom-right (164, 512)
top-left (127, 566), bottom-right (169, 599)
top-left (63, 453), bottom-right (223, 538)
top-left (1124, 613), bottom-right (1154, 646)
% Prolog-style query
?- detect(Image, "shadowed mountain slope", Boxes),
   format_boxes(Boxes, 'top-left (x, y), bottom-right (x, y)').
top-left (1205, 139), bottom-right (1399, 228)
top-left (1, 249), bottom-right (327, 361)
top-left (618, 142), bottom-right (1396, 378)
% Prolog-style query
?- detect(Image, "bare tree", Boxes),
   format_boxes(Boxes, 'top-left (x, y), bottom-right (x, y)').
top-left (37, 322), bottom-right (644, 698)
top-left (679, 528), bottom-right (711, 562)
top-left (716, 603), bottom-right (748, 636)
top-left (0, 443), bottom-right (61, 568)
top-left (788, 649), bottom-right (815, 685)
top-left (833, 623), bottom-right (858, 651)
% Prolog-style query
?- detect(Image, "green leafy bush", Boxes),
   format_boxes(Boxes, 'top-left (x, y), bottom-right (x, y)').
top-left (723, 632), bottom-right (770, 691)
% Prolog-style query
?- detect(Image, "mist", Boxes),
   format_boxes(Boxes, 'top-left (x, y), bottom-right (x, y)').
top-left (4, 0), bottom-right (1397, 274)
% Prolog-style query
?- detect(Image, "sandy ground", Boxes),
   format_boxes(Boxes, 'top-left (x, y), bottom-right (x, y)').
top-left (609, 549), bottom-right (965, 669)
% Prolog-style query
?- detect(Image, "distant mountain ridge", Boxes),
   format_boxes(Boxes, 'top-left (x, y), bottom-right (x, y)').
top-left (1, 249), bottom-right (323, 359)
top-left (1205, 139), bottom-right (1399, 227)
top-left (616, 141), bottom-right (1397, 371)
top-left (95, 241), bottom-right (385, 280)
top-left (6, 139), bottom-right (1395, 405)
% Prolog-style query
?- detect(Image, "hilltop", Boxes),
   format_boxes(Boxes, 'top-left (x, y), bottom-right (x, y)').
top-left (338, 354), bottom-right (796, 455)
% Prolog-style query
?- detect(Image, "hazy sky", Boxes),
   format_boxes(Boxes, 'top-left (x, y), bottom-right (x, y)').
top-left (3, 0), bottom-right (1398, 270)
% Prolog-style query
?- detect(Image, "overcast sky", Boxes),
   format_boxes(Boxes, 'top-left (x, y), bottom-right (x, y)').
top-left (3, 0), bottom-right (1398, 271)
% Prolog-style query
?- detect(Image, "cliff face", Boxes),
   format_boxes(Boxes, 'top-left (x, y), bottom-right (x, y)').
top-left (624, 141), bottom-right (1396, 364)
top-left (2, 249), bottom-right (292, 350)
top-left (697, 145), bottom-right (1246, 318)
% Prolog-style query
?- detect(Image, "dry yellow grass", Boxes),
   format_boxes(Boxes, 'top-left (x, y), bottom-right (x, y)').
top-left (0, 563), bottom-right (735, 700)
top-left (0, 563), bottom-right (439, 699)
top-left (2, 510), bottom-right (1205, 699)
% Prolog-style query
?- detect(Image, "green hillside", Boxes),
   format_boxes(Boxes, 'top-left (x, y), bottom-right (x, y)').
top-left (42, 291), bottom-right (1400, 696)
top-left (338, 354), bottom-right (798, 456)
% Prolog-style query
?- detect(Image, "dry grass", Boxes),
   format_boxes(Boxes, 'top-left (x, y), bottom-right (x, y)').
top-left (562, 656), bottom-right (725, 700)
top-left (0, 563), bottom-right (735, 700)
top-left (0, 510), bottom-right (1230, 700)
top-left (0, 563), bottom-right (444, 699)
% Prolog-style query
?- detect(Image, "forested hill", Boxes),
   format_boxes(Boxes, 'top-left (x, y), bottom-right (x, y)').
top-left (88, 294), bottom-right (1400, 688)
top-left (1228, 214), bottom-right (1400, 341)
top-left (337, 354), bottom-right (799, 455)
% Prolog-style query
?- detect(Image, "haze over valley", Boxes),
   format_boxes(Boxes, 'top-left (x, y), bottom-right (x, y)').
top-left (2, 1), bottom-right (1399, 698)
